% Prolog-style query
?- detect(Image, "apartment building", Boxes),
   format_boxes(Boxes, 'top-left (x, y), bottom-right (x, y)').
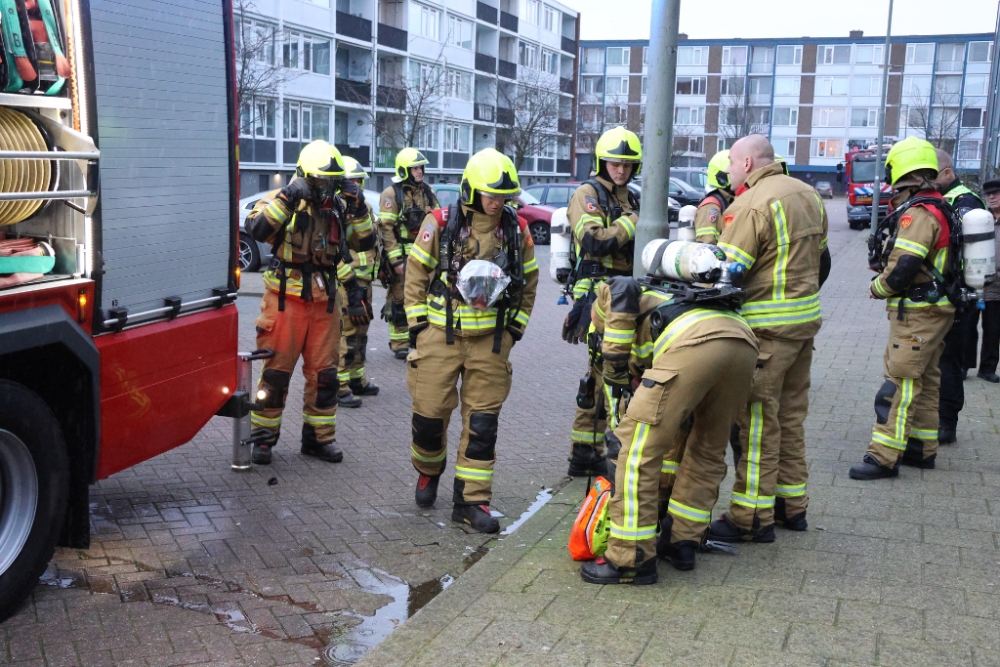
top-left (236, 0), bottom-right (580, 196)
top-left (578, 32), bottom-right (994, 182)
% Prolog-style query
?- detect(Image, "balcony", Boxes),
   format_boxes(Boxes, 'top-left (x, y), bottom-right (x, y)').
top-left (558, 118), bottom-right (573, 134)
top-left (498, 59), bottom-right (517, 79)
top-left (561, 36), bottom-right (576, 54)
top-left (560, 77), bottom-right (574, 94)
top-left (336, 78), bottom-right (371, 104)
top-left (500, 11), bottom-right (518, 31)
top-left (375, 146), bottom-right (399, 169)
top-left (475, 52), bottom-right (497, 75)
top-left (378, 24), bottom-right (407, 51)
top-left (557, 158), bottom-right (572, 174)
top-left (537, 158), bottom-right (555, 173)
top-left (339, 145), bottom-right (371, 167)
top-left (474, 103), bottom-right (496, 122)
top-left (497, 107), bottom-right (514, 125)
top-left (377, 85), bottom-right (406, 109)
top-left (477, 2), bottom-right (498, 23)
top-left (336, 11), bottom-right (372, 41)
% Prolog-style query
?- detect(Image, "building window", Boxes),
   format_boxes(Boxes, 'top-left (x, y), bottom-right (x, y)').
top-left (936, 43), bottom-right (964, 71)
top-left (283, 30), bottom-right (331, 74)
top-left (821, 45), bottom-right (851, 64)
top-left (605, 106), bottom-right (626, 124)
top-left (236, 18), bottom-right (277, 66)
top-left (283, 101), bottom-right (330, 143)
top-left (902, 75), bottom-right (931, 98)
top-left (445, 68), bottom-right (472, 100)
top-left (905, 43), bottom-right (934, 64)
top-left (854, 44), bottom-right (884, 64)
top-left (415, 123), bottom-right (439, 150)
top-left (607, 47), bottom-right (630, 66)
top-left (958, 140), bottom-right (982, 161)
top-left (676, 76), bottom-right (707, 95)
top-left (773, 107), bottom-right (798, 126)
top-left (542, 49), bottom-right (559, 75)
top-left (816, 76), bottom-right (849, 96)
top-left (581, 76), bottom-right (603, 94)
top-left (543, 5), bottom-right (558, 32)
top-left (722, 46), bottom-right (747, 66)
top-left (965, 74), bottom-right (989, 97)
top-left (851, 76), bottom-right (881, 96)
top-left (409, 60), bottom-right (440, 88)
top-left (642, 76), bottom-right (647, 95)
top-left (933, 75), bottom-right (962, 98)
top-left (443, 123), bottom-right (471, 152)
top-left (776, 45), bottom-right (802, 65)
top-left (774, 76), bottom-right (800, 96)
top-left (519, 41), bottom-right (539, 69)
top-left (968, 41), bottom-right (993, 63)
top-left (582, 47), bottom-right (604, 71)
top-left (411, 3), bottom-right (441, 40)
top-left (677, 46), bottom-right (707, 66)
top-left (749, 76), bottom-right (772, 95)
top-left (720, 76), bottom-right (745, 96)
top-left (811, 138), bottom-right (844, 158)
top-left (674, 107), bottom-right (705, 125)
top-left (787, 139), bottom-right (796, 157)
top-left (240, 97), bottom-right (276, 138)
top-left (814, 107), bottom-right (846, 127)
top-left (606, 76), bottom-right (628, 96)
top-left (962, 108), bottom-right (986, 128)
top-left (850, 108), bottom-right (878, 127)
top-left (522, 0), bottom-right (539, 24)
top-left (446, 14), bottom-right (472, 50)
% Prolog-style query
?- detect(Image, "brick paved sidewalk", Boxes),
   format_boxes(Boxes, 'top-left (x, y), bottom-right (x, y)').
top-left (353, 230), bottom-right (1000, 667)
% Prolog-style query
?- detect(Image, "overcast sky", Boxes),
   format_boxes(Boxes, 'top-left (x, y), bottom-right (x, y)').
top-left (563, 0), bottom-right (998, 41)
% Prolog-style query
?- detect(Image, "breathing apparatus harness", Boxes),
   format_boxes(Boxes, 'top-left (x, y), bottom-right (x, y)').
top-left (430, 202), bottom-right (524, 354)
top-left (393, 181), bottom-right (437, 239)
top-left (565, 179), bottom-right (639, 289)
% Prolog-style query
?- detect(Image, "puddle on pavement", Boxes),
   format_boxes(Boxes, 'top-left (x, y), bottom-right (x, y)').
top-left (499, 488), bottom-right (554, 536)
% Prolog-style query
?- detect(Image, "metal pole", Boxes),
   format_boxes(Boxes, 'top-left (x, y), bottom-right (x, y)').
top-left (633, 0), bottom-right (681, 278)
top-left (982, 8), bottom-right (1000, 179)
top-left (232, 352), bottom-right (254, 471)
top-left (870, 0), bottom-right (894, 231)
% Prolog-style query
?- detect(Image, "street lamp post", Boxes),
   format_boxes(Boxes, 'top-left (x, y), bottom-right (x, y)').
top-left (869, 0), bottom-right (894, 232)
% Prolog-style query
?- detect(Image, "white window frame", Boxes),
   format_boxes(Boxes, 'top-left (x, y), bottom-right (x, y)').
top-left (776, 45), bottom-right (802, 66)
top-left (542, 49), bottom-right (559, 75)
top-left (849, 107), bottom-right (878, 127)
top-left (519, 41), bottom-right (539, 69)
top-left (722, 46), bottom-right (747, 66)
top-left (282, 100), bottom-right (330, 144)
top-left (522, 0), bottom-right (540, 25)
top-left (965, 73), bottom-right (989, 97)
top-left (581, 76), bottom-right (603, 94)
top-left (720, 76), bottom-right (745, 96)
top-left (240, 96), bottom-right (276, 139)
top-left (961, 108), bottom-right (986, 129)
top-left (851, 75), bottom-right (881, 97)
top-left (787, 138), bottom-right (796, 157)
top-left (773, 107), bottom-right (798, 126)
top-left (443, 122), bottom-right (471, 152)
top-left (902, 75), bottom-right (931, 98)
top-left (958, 139), bottom-right (982, 161)
top-left (905, 43), bottom-right (934, 64)
top-left (968, 41), bottom-right (993, 63)
top-left (606, 76), bottom-right (629, 97)
top-left (445, 14), bottom-right (472, 50)
top-left (677, 46), bottom-right (707, 66)
top-left (415, 122), bottom-right (439, 150)
top-left (814, 107), bottom-right (847, 127)
top-left (774, 76), bottom-right (800, 97)
top-left (821, 45), bottom-right (851, 65)
top-left (817, 76), bottom-right (849, 96)
top-left (674, 106), bottom-right (705, 125)
top-left (411, 2), bottom-right (441, 40)
top-left (607, 47), bottom-right (630, 67)
top-left (445, 68), bottom-right (472, 101)
top-left (854, 44), bottom-right (884, 65)
top-left (542, 5), bottom-right (558, 33)
top-left (810, 138), bottom-right (845, 158)
top-left (676, 76), bottom-right (707, 95)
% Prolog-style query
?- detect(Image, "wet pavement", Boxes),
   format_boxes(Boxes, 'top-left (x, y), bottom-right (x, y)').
top-left (0, 202), bottom-right (902, 667)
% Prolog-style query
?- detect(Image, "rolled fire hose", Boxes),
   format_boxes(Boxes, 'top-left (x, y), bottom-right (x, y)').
top-left (0, 106), bottom-right (55, 225)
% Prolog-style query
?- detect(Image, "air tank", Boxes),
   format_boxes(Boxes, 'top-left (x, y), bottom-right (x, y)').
top-left (962, 208), bottom-right (997, 300)
top-left (549, 207), bottom-right (573, 285)
top-left (677, 205), bottom-right (697, 241)
top-left (641, 239), bottom-right (728, 283)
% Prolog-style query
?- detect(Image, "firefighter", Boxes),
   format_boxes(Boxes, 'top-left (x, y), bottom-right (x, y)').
top-left (335, 156), bottom-right (380, 408)
top-left (379, 148), bottom-right (441, 359)
top-left (850, 138), bottom-right (955, 479)
top-left (965, 179), bottom-right (1000, 387)
top-left (580, 270), bottom-right (758, 585)
top-left (562, 126), bottom-right (641, 478)
top-left (246, 141), bottom-right (370, 465)
top-left (404, 148), bottom-right (538, 533)
top-left (706, 134), bottom-right (830, 543)
top-left (694, 150), bottom-right (734, 244)
top-left (934, 150), bottom-right (988, 443)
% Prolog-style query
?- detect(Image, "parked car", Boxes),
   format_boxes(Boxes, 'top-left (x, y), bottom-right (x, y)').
top-left (521, 182), bottom-right (576, 209)
top-left (238, 188), bottom-right (380, 272)
top-left (815, 181), bottom-right (834, 199)
top-left (627, 183), bottom-right (681, 222)
top-left (432, 183), bottom-right (556, 245)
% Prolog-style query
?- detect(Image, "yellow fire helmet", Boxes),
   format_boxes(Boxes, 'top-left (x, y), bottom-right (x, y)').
top-left (394, 147), bottom-right (430, 182)
top-left (707, 149), bottom-right (731, 191)
top-left (884, 137), bottom-right (938, 186)
top-left (296, 140), bottom-right (345, 179)
top-left (595, 126), bottom-right (642, 178)
top-left (774, 153), bottom-right (789, 176)
top-left (460, 148), bottom-right (520, 206)
top-left (342, 155), bottom-right (368, 184)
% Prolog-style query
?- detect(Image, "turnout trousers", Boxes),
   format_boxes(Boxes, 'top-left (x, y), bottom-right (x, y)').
top-left (386, 280), bottom-right (409, 352)
top-left (406, 325), bottom-right (514, 504)
top-left (606, 338), bottom-right (757, 567)
top-left (569, 362), bottom-right (607, 458)
top-left (868, 308), bottom-right (954, 467)
top-left (338, 280), bottom-right (373, 392)
top-left (727, 337), bottom-right (813, 530)
top-left (251, 288), bottom-right (341, 447)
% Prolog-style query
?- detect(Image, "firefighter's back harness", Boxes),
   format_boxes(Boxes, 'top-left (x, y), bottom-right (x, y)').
top-left (567, 179), bottom-right (639, 288)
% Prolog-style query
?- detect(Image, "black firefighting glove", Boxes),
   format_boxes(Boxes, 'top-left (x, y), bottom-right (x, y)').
top-left (279, 177), bottom-right (313, 206)
top-left (603, 357), bottom-right (632, 399)
top-left (341, 179), bottom-right (365, 211)
top-left (344, 279), bottom-right (373, 325)
top-left (408, 322), bottom-right (428, 349)
top-left (562, 292), bottom-right (595, 345)
top-left (505, 324), bottom-right (523, 345)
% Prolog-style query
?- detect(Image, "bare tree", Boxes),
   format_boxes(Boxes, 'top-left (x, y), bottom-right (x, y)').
top-left (234, 0), bottom-right (294, 135)
top-left (717, 96), bottom-right (770, 144)
top-left (496, 69), bottom-right (563, 173)
top-left (901, 93), bottom-right (973, 155)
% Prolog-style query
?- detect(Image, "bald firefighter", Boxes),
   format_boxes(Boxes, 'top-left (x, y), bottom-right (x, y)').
top-left (850, 138), bottom-right (957, 479)
top-left (404, 149), bottom-right (538, 533)
top-left (379, 148), bottom-right (440, 359)
top-left (246, 141), bottom-right (361, 465)
top-left (694, 150), bottom-right (735, 244)
top-left (335, 157), bottom-right (379, 408)
top-left (707, 135), bottom-right (831, 543)
top-left (580, 245), bottom-right (758, 585)
top-left (562, 126), bottom-right (641, 478)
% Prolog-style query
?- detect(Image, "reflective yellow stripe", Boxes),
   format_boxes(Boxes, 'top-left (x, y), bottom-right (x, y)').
top-left (608, 522), bottom-right (657, 540)
top-left (872, 276), bottom-right (892, 298)
top-left (776, 483), bottom-right (806, 498)
top-left (934, 248), bottom-right (948, 274)
top-left (742, 308), bottom-right (822, 329)
top-left (819, 237), bottom-right (828, 250)
top-left (380, 212), bottom-right (400, 221)
top-left (302, 413), bottom-right (337, 425)
top-left (911, 428), bottom-right (938, 441)
top-left (411, 445), bottom-right (446, 463)
top-left (661, 460), bottom-right (678, 474)
top-left (406, 304), bottom-right (428, 319)
top-left (523, 258), bottom-right (539, 273)
top-left (513, 310), bottom-right (530, 326)
top-left (250, 414), bottom-right (282, 428)
top-left (571, 430), bottom-right (604, 443)
top-left (337, 264), bottom-right (353, 281)
top-left (266, 199), bottom-right (289, 223)
top-left (872, 431), bottom-right (907, 451)
top-left (623, 422), bottom-right (650, 531)
top-left (667, 499), bottom-right (711, 523)
top-left (389, 331), bottom-right (410, 341)
top-left (410, 245), bottom-right (437, 268)
top-left (455, 466), bottom-right (493, 480)
top-left (746, 401), bottom-right (762, 501)
top-left (388, 248), bottom-right (404, 259)
top-left (263, 272), bottom-right (306, 297)
top-left (574, 214), bottom-right (604, 238)
top-left (719, 242), bottom-right (755, 269)
top-left (338, 371), bottom-right (351, 383)
top-left (893, 378), bottom-right (913, 444)
top-left (426, 297), bottom-right (502, 332)
top-left (895, 238), bottom-right (929, 258)
top-left (604, 327), bottom-right (635, 343)
top-left (653, 310), bottom-right (745, 360)
top-left (771, 201), bottom-right (790, 300)
top-left (696, 227), bottom-right (720, 239)
top-left (615, 215), bottom-right (636, 239)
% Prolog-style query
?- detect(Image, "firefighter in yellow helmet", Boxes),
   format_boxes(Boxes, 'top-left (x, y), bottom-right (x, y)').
top-left (562, 126), bottom-right (641, 479)
top-left (245, 140), bottom-right (352, 465)
top-left (379, 148), bottom-right (441, 359)
top-left (850, 137), bottom-right (955, 480)
top-left (404, 148), bottom-right (538, 533)
top-left (694, 150), bottom-right (734, 244)
top-left (335, 156), bottom-right (379, 408)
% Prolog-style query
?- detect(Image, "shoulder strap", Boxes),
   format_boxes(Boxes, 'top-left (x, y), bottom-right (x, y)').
top-left (393, 182), bottom-right (405, 211)
top-left (584, 179), bottom-right (611, 214)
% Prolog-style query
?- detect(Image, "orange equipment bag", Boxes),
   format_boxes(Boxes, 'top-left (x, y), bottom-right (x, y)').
top-left (568, 476), bottom-right (612, 561)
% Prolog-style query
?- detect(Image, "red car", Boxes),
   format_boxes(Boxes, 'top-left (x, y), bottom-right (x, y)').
top-left (434, 184), bottom-right (557, 245)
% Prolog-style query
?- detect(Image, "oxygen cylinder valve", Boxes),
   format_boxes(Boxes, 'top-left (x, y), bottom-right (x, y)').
top-left (978, 298), bottom-right (987, 311)
top-left (557, 294), bottom-right (568, 305)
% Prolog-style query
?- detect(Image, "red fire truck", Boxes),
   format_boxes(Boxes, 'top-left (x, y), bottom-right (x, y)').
top-left (0, 0), bottom-right (242, 619)
top-left (841, 147), bottom-right (893, 230)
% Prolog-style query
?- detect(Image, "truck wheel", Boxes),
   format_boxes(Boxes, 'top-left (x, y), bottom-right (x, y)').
top-left (528, 222), bottom-right (550, 246)
top-left (0, 380), bottom-right (69, 623)
top-left (239, 233), bottom-right (262, 272)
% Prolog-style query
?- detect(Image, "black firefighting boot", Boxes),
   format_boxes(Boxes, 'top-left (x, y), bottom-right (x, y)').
top-left (938, 425), bottom-right (957, 445)
top-left (394, 350), bottom-right (409, 360)
top-left (580, 556), bottom-right (658, 585)
top-left (567, 444), bottom-right (609, 478)
top-left (848, 453), bottom-right (900, 480)
top-left (415, 473), bottom-right (441, 508)
top-left (251, 430), bottom-right (278, 465)
top-left (655, 515), bottom-right (697, 570)
top-left (774, 498), bottom-right (808, 531)
top-left (451, 503), bottom-right (500, 533)
top-left (301, 439), bottom-right (344, 463)
top-left (350, 379), bottom-right (380, 396)
top-left (337, 392), bottom-right (363, 408)
top-left (707, 514), bottom-right (775, 544)
top-left (901, 437), bottom-right (936, 469)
